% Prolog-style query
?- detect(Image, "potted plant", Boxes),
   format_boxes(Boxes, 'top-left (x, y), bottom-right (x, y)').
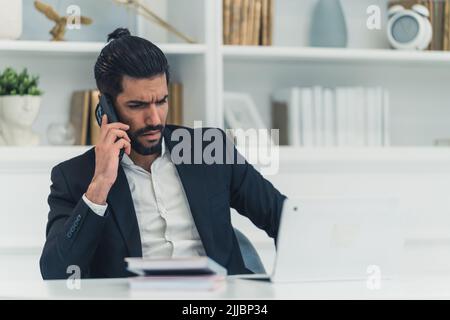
top-left (0, 68), bottom-right (43, 146)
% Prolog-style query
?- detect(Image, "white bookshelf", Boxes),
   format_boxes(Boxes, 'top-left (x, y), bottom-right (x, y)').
top-left (222, 45), bottom-right (450, 65)
top-left (1, 0), bottom-right (449, 148)
top-left (0, 40), bottom-right (207, 55)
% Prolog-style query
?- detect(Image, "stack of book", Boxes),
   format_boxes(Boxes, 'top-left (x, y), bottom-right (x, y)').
top-left (69, 83), bottom-right (183, 146)
top-left (223, 0), bottom-right (273, 45)
top-left (69, 90), bottom-right (101, 146)
top-left (166, 82), bottom-right (183, 126)
top-left (126, 257), bottom-right (227, 291)
top-left (272, 86), bottom-right (390, 147)
top-left (390, 0), bottom-right (450, 50)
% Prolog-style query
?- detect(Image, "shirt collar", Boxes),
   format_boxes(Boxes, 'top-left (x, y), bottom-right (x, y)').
top-left (121, 137), bottom-right (167, 166)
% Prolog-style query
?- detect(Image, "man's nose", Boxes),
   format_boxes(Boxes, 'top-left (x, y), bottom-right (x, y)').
top-left (145, 104), bottom-right (161, 125)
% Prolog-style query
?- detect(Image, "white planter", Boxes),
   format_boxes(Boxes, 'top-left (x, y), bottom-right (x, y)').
top-left (0, 95), bottom-right (41, 146)
top-left (0, 0), bottom-right (23, 40)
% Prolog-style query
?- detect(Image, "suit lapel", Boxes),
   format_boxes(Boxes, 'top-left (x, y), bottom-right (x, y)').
top-left (107, 166), bottom-right (142, 257)
top-left (163, 127), bottom-right (216, 258)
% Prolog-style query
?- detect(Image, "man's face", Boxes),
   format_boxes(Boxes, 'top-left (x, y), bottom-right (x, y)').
top-left (115, 74), bottom-right (169, 155)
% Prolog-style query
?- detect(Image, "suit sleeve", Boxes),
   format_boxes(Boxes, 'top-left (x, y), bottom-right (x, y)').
top-left (39, 165), bottom-right (107, 280)
top-left (225, 135), bottom-right (287, 241)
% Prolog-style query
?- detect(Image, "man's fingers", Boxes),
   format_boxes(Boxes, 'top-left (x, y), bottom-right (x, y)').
top-left (105, 122), bottom-right (130, 131)
top-left (99, 114), bottom-right (113, 140)
top-left (105, 129), bottom-right (131, 145)
top-left (99, 115), bottom-right (108, 140)
top-left (114, 139), bottom-right (131, 155)
top-left (100, 121), bottom-right (129, 141)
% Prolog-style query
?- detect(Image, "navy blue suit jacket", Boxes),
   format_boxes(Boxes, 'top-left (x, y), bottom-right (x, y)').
top-left (40, 125), bottom-right (287, 279)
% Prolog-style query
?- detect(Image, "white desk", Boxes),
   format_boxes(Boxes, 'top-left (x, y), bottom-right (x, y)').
top-left (2, 245), bottom-right (450, 300)
top-left (0, 250), bottom-right (450, 300)
top-left (2, 274), bottom-right (450, 300)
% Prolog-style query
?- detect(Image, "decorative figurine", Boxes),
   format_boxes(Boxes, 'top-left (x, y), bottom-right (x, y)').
top-left (34, 0), bottom-right (93, 41)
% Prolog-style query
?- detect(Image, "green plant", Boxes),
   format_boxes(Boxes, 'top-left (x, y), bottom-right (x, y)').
top-left (0, 67), bottom-right (43, 96)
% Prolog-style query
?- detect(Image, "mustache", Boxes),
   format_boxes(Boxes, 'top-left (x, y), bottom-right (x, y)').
top-left (133, 125), bottom-right (165, 137)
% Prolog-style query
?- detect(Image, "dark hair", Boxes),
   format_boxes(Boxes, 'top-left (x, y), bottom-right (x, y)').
top-left (94, 28), bottom-right (170, 100)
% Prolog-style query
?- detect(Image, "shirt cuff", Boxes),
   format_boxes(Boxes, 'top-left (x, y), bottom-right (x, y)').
top-left (82, 193), bottom-right (108, 216)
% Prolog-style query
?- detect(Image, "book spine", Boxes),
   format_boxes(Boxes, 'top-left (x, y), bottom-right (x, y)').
top-left (169, 83), bottom-right (183, 125)
top-left (445, 0), bottom-right (450, 50)
top-left (247, 0), bottom-right (255, 45)
top-left (354, 87), bottom-right (365, 147)
top-left (240, 0), bottom-right (249, 45)
top-left (346, 88), bottom-right (356, 146)
top-left (168, 84), bottom-right (174, 124)
top-left (261, 0), bottom-right (269, 46)
top-left (70, 91), bottom-right (90, 146)
top-left (335, 88), bottom-right (344, 147)
top-left (375, 87), bottom-right (384, 146)
top-left (382, 89), bottom-right (390, 147)
top-left (313, 86), bottom-right (323, 147)
top-left (289, 88), bottom-right (301, 147)
top-left (223, 0), bottom-right (232, 45)
top-left (436, 0), bottom-right (444, 51)
top-left (366, 88), bottom-right (377, 147)
top-left (253, 0), bottom-right (262, 45)
top-left (301, 88), bottom-right (314, 147)
top-left (429, 0), bottom-right (434, 50)
top-left (173, 83), bottom-right (183, 125)
top-left (267, 0), bottom-right (273, 46)
top-left (231, 0), bottom-right (242, 45)
top-left (323, 88), bottom-right (335, 147)
top-left (272, 100), bottom-right (289, 146)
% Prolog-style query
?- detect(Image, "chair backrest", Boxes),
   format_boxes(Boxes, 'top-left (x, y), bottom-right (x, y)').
top-left (233, 228), bottom-right (266, 274)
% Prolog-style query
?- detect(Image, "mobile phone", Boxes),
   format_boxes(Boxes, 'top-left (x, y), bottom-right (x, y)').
top-left (95, 94), bottom-right (125, 161)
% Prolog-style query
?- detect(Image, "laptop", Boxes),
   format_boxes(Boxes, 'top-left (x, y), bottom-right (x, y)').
top-left (239, 197), bottom-right (403, 283)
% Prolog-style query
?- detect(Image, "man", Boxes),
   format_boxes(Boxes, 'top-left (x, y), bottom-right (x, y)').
top-left (40, 28), bottom-right (287, 279)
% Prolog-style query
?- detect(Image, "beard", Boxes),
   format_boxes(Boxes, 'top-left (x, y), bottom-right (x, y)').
top-left (128, 124), bottom-right (165, 156)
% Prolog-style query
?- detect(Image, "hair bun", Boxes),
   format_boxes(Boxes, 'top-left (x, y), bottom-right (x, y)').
top-left (107, 28), bottom-right (131, 42)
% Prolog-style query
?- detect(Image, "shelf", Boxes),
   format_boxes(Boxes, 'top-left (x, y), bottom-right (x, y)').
top-left (0, 40), bottom-right (207, 56)
top-left (222, 45), bottom-right (450, 66)
top-left (0, 146), bottom-right (91, 173)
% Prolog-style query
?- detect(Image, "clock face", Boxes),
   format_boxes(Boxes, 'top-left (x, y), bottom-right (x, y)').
top-left (392, 15), bottom-right (419, 43)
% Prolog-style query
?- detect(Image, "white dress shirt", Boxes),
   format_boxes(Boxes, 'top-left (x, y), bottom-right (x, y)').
top-left (82, 138), bottom-right (206, 258)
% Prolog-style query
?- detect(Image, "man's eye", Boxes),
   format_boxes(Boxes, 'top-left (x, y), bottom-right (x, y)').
top-left (157, 98), bottom-right (168, 106)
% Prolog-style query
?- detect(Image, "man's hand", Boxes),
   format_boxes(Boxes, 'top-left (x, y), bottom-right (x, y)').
top-left (85, 115), bottom-right (131, 205)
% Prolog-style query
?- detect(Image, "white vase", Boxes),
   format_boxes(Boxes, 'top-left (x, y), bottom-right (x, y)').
top-left (310, 0), bottom-right (348, 47)
top-left (0, 95), bottom-right (41, 146)
top-left (0, 0), bottom-right (23, 40)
